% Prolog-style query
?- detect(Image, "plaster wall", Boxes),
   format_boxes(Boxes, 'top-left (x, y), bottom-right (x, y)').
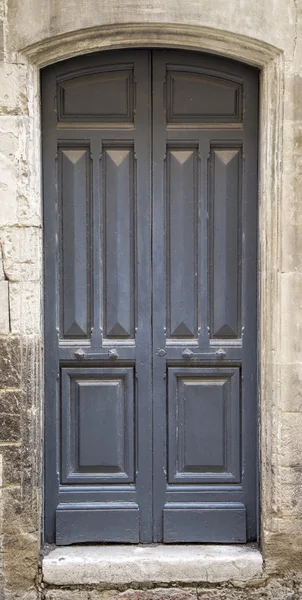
top-left (0, 0), bottom-right (301, 598)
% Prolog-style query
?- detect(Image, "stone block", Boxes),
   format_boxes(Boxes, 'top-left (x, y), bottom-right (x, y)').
top-left (118, 590), bottom-right (198, 600)
top-left (0, 20), bottom-right (3, 61)
top-left (2, 487), bottom-right (22, 536)
top-left (2, 486), bottom-right (39, 590)
top-left (1, 443), bottom-right (21, 486)
top-left (0, 279), bottom-right (9, 334)
top-left (1, 226), bottom-right (41, 281)
top-left (0, 389), bottom-right (21, 414)
top-left (0, 119), bottom-right (19, 226)
top-left (0, 413), bottom-right (21, 442)
top-left (0, 242), bottom-right (4, 279)
top-left (44, 592), bottom-right (89, 600)
top-left (0, 336), bottom-right (21, 388)
top-left (0, 63), bottom-right (28, 116)
top-left (0, 115), bottom-right (40, 228)
top-left (197, 581), bottom-right (295, 599)
top-left (280, 120), bottom-right (302, 273)
top-left (9, 281), bottom-right (41, 334)
top-left (42, 585), bottom-right (302, 600)
top-left (280, 413), bottom-right (302, 467)
top-left (280, 273), bottom-right (302, 363)
top-left (280, 362), bottom-right (302, 412)
top-left (263, 528), bottom-right (302, 574)
top-left (88, 593), bottom-right (119, 600)
top-left (278, 466), bottom-right (302, 516)
top-left (5, 592), bottom-right (38, 600)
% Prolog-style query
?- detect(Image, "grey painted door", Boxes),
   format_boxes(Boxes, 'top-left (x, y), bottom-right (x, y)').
top-left (42, 50), bottom-right (258, 545)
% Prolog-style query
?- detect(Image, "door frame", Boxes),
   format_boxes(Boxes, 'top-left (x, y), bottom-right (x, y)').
top-left (41, 48), bottom-right (259, 544)
top-left (22, 23), bottom-right (283, 549)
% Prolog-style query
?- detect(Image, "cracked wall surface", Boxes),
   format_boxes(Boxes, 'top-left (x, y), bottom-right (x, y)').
top-left (0, 0), bottom-right (302, 598)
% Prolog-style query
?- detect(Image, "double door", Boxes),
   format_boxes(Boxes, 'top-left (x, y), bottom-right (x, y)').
top-left (42, 49), bottom-right (258, 545)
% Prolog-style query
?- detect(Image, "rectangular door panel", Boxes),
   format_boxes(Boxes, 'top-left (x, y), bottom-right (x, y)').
top-left (57, 67), bottom-right (134, 124)
top-left (168, 367), bottom-right (240, 484)
top-left (56, 502), bottom-right (139, 545)
top-left (61, 367), bottom-right (134, 484)
top-left (163, 502), bottom-right (246, 543)
top-left (166, 69), bottom-right (243, 125)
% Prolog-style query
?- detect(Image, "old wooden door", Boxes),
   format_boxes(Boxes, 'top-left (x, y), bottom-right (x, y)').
top-left (42, 50), bottom-right (258, 545)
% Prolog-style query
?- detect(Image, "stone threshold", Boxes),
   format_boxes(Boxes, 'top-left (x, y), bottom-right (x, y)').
top-left (42, 545), bottom-right (263, 586)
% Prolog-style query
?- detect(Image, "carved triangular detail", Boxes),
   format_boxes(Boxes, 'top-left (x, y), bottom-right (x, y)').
top-left (106, 149), bottom-right (129, 167)
top-left (62, 149), bottom-right (87, 165)
top-left (172, 322), bottom-right (194, 337)
top-left (214, 323), bottom-right (236, 338)
top-left (171, 150), bottom-right (193, 165)
top-left (107, 322), bottom-right (130, 337)
top-left (64, 321), bottom-right (87, 337)
top-left (216, 149), bottom-right (237, 165)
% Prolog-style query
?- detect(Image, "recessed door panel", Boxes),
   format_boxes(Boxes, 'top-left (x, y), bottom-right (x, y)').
top-left (61, 368), bottom-right (134, 484)
top-left (57, 67), bottom-right (134, 123)
top-left (166, 69), bottom-right (243, 124)
top-left (58, 145), bottom-right (92, 339)
top-left (163, 503), bottom-right (246, 543)
top-left (168, 367), bottom-right (240, 484)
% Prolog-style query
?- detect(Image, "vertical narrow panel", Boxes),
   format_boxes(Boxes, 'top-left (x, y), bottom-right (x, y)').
top-left (103, 147), bottom-right (135, 338)
top-left (59, 147), bottom-right (91, 338)
top-left (166, 147), bottom-right (198, 338)
top-left (209, 147), bottom-right (242, 338)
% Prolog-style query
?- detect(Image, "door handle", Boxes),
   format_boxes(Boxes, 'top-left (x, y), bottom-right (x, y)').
top-left (74, 348), bottom-right (119, 360)
top-left (182, 347), bottom-right (226, 360)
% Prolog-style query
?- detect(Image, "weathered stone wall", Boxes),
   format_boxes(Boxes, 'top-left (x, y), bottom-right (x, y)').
top-left (0, 2), bottom-right (42, 598)
top-left (0, 0), bottom-right (301, 598)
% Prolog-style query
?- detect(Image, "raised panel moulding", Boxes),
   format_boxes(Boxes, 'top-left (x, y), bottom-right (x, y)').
top-left (57, 67), bottom-right (134, 123)
top-left (103, 146), bottom-right (135, 339)
top-left (55, 503), bottom-right (139, 545)
top-left (163, 503), bottom-right (246, 543)
top-left (60, 367), bottom-right (135, 484)
top-left (166, 69), bottom-right (242, 124)
top-left (59, 146), bottom-right (92, 339)
top-left (209, 146), bottom-right (242, 339)
top-left (166, 147), bottom-right (198, 339)
top-left (168, 367), bottom-right (240, 484)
